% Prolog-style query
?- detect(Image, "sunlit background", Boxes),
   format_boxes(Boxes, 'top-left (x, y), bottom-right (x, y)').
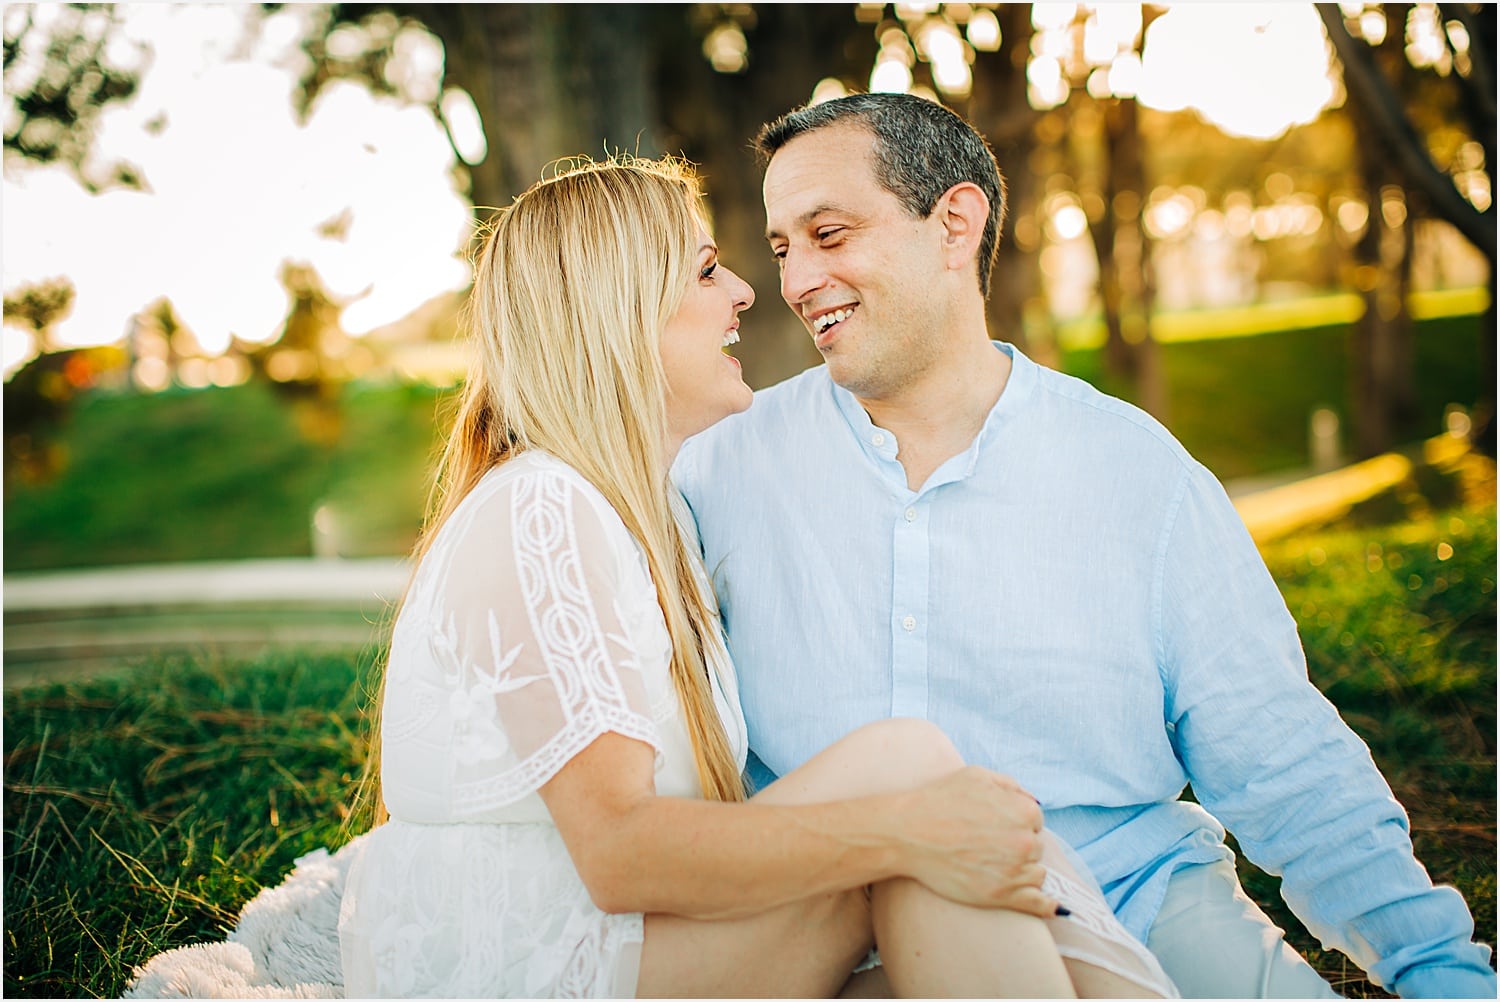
top-left (3, 1), bottom-right (1493, 575)
top-left (6, 2), bottom-right (1488, 385)
top-left (4, 4), bottom-right (476, 383)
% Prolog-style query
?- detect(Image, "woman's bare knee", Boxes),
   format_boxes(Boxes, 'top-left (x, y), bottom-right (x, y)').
top-left (754, 718), bottom-right (965, 805)
top-left (841, 718), bottom-right (965, 788)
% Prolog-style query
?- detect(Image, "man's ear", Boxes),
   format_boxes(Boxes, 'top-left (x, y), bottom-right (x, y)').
top-left (934, 182), bottom-right (989, 276)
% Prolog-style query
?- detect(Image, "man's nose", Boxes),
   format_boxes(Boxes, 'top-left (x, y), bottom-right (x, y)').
top-left (779, 247), bottom-right (824, 307)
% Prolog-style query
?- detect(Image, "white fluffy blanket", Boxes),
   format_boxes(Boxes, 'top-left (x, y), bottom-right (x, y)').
top-left (124, 836), bottom-right (366, 999)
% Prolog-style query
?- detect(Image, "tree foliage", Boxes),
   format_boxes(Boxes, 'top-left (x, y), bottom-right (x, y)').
top-left (2, 3), bottom-right (147, 191)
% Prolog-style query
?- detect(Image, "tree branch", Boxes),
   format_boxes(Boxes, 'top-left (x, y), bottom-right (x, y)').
top-left (1438, 3), bottom-right (1495, 118)
top-left (1318, 4), bottom-right (1495, 261)
top-left (1436, 2), bottom-right (1496, 175)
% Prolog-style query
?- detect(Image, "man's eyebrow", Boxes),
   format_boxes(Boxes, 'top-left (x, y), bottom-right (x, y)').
top-left (765, 204), bottom-right (846, 242)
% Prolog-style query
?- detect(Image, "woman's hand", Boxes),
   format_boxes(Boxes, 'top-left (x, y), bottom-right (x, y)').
top-left (894, 766), bottom-right (1057, 917)
top-left (540, 726), bottom-right (1058, 922)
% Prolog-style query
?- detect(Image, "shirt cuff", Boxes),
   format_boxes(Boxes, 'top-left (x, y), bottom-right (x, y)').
top-left (1393, 963), bottom-right (1498, 999)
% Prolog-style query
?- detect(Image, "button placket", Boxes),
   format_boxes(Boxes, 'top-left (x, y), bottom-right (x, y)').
top-left (889, 496), bottom-right (930, 719)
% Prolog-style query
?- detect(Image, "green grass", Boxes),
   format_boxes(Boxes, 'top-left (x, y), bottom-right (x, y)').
top-left (4, 491), bottom-right (1494, 997)
top-left (3, 650), bottom-right (374, 998)
top-left (1058, 313), bottom-right (1488, 481)
top-left (4, 314), bottom-right (1488, 572)
top-left (3, 378), bottom-right (449, 572)
top-left (1236, 499), bottom-right (1497, 998)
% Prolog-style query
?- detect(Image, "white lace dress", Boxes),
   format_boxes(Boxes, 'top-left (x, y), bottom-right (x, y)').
top-left (335, 451), bottom-right (1175, 999)
top-left (337, 453), bottom-right (749, 998)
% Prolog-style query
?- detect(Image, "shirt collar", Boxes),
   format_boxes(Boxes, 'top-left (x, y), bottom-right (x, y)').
top-left (829, 340), bottom-right (1038, 491)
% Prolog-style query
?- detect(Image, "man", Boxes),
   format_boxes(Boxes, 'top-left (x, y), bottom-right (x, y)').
top-left (673, 93), bottom-right (1495, 998)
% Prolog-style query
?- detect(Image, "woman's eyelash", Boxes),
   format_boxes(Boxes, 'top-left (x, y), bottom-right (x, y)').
top-left (701, 262), bottom-right (718, 279)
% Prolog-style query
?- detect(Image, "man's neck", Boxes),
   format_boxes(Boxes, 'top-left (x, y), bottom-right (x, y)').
top-left (857, 336), bottom-right (1011, 492)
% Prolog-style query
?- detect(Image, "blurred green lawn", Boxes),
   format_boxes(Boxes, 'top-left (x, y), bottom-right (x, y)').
top-left (4, 313), bottom-right (1489, 571)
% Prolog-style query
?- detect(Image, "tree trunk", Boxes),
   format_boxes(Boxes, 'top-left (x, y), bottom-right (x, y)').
top-left (1343, 4), bottom-right (1418, 459)
top-left (969, 6), bottom-right (1045, 363)
top-left (1082, 90), bottom-right (1166, 422)
top-left (1473, 261), bottom-right (1497, 455)
top-left (416, 4), bottom-right (661, 221)
top-left (1108, 95), bottom-right (1166, 423)
top-left (1350, 152), bottom-right (1406, 458)
top-left (1086, 101), bottom-right (1127, 382)
top-left (1393, 191), bottom-right (1418, 426)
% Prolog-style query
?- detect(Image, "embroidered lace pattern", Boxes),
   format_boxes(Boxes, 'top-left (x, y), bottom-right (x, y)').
top-left (339, 454), bottom-right (743, 998)
top-left (1041, 834), bottom-right (1181, 997)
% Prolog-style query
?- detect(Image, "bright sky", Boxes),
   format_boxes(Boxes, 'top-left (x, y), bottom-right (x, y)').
top-left (3, 4), bottom-right (472, 372)
top-left (1136, 3), bottom-right (1335, 136)
top-left (2, 3), bottom-right (1339, 376)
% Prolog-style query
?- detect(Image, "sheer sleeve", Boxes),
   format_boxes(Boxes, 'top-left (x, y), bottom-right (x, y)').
top-left (392, 464), bottom-right (665, 819)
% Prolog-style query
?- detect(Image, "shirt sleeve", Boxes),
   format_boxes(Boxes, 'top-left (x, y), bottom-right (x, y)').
top-left (1155, 464), bottom-right (1495, 998)
top-left (425, 468), bottom-right (663, 815)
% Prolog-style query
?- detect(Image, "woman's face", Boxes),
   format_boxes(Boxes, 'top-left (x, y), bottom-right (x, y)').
top-left (660, 228), bottom-right (755, 453)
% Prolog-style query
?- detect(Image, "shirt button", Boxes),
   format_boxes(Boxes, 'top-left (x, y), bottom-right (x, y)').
top-left (871, 433), bottom-right (886, 447)
top-left (902, 615), bottom-right (916, 632)
top-left (904, 507), bottom-right (917, 522)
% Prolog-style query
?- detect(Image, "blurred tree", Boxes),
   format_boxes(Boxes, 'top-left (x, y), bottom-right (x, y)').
top-left (287, 5), bottom-right (661, 223)
top-left (2, 3), bottom-right (148, 191)
top-left (292, 3), bottom-right (874, 389)
top-left (3, 278), bottom-right (125, 488)
top-left (968, 5), bottom-right (1049, 365)
top-left (1319, 3), bottom-right (1496, 455)
top-left (1341, 3), bottom-right (1422, 459)
top-left (1012, 4), bottom-right (1168, 418)
top-left (5, 279), bottom-right (76, 487)
top-left (1086, 5), bottom-right (1166, 422)
top-left (240, 263), bottom-right (352, 446)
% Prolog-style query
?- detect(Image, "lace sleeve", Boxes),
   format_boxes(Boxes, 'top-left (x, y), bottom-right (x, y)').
top-left (415, 466), bottom-right (664, 816)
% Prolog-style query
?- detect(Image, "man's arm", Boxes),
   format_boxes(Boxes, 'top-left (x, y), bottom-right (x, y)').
top-left (1155, 465), bottom-right (1494, 998)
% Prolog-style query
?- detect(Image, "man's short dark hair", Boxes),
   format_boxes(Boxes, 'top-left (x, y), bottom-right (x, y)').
top-left (755, 93), bottom-right (1007, 298)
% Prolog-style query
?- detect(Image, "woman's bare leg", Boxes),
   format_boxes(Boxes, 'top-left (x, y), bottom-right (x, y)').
top-left (1037, 839), bottom-right (1170, 998)
top-left (636, 887), bottom-right (873, 997)
top-left (777, 719), bottom-right (1166, 998)
top-left (635, 717), bottom-right (1077, 998)
top-left (878, 826), bottom-right (1167, 998)
top-left (873, 876), bottom-right (1074, 997)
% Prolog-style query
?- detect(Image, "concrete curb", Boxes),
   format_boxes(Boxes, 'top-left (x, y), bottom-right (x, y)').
top-left (4, 557), bottom-right (409, 613)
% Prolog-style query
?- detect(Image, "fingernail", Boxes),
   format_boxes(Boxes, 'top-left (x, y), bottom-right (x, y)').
top-left (1054, 905), bottom-right (1072, 917)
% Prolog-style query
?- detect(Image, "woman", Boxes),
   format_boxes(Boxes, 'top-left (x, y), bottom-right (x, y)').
top-left (337, 156), bottom-right (1176, 999)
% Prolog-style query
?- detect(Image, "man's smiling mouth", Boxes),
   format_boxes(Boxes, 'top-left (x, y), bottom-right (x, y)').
top-left (812, 306), bottom-right (856, 334)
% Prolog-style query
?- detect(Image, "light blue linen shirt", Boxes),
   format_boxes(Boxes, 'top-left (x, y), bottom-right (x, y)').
top-left (673, 342), bottom-right (1494, 998)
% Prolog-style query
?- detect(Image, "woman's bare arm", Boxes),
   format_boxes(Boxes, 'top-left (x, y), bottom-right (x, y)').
top-left (538, 731), bottom-right (1056, 922)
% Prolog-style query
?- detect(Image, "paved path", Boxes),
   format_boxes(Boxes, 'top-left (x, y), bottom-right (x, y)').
top-left (4, 557), bottom-right (408, 612)
top-left (4, 558), bottom-right (408, 688)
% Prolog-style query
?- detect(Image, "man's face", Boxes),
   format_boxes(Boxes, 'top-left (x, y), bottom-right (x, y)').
top-left (762, 123), bottom-right (949, 401)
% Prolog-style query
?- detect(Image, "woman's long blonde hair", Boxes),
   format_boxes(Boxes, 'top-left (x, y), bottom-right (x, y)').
top-left (350, 156), bottom-right (745, 830)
